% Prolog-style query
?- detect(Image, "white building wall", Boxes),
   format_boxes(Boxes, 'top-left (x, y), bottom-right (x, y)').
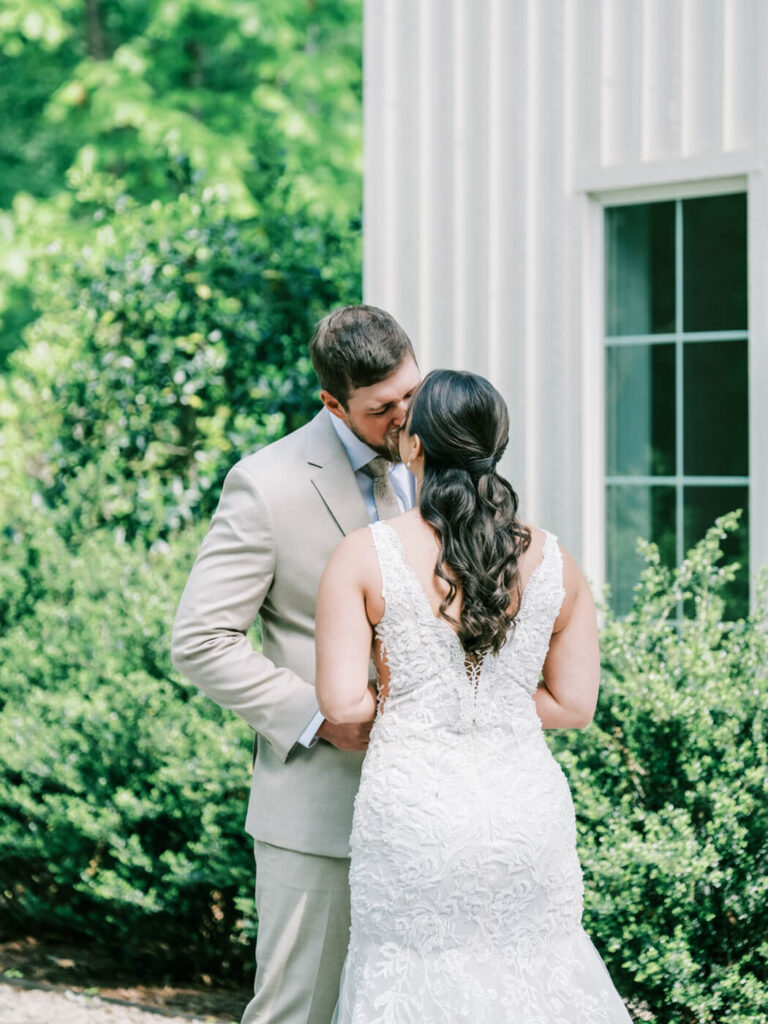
top-left (363, 0), bottom-right (768, 589)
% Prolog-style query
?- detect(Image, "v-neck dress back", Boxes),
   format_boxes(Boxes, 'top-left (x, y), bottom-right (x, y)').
top-left (331, 521), bottom-right (632, 1023)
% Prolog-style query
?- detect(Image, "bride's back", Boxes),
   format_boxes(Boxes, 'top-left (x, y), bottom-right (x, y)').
top-left (365, 518), bottom-right (565, 742)
top-left (366, 513), bottom-right (550, 632)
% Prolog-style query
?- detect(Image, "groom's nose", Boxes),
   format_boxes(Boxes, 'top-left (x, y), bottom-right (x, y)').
top-left (392, 399), bottom-right (409, 424)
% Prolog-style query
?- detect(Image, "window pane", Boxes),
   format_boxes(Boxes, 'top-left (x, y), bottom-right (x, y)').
top-left (605, 202), bottom-right (675, 336)
top-left (606, 485), bottom-right (676, 615)
top-left (606, 343), bottom-right (675, 476)
top-left (683, 486), bottom-right (749, 617)
top-left (683, 340), bottom-right (748, 476)
top-left (683, 194), bottom-right (747, 331)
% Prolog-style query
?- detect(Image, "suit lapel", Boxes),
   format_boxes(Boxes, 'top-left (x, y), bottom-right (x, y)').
top-left (305, 411), bottom-right (370, 536)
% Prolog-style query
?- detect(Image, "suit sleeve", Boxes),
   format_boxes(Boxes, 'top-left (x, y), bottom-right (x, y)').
top-left (171, 463), bottom-right (320, 763)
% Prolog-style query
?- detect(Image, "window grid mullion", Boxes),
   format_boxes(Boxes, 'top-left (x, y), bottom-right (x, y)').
top-left (606, 476), bottom-right (749, 486)
top-left (675, 200), bottom-right (685, 574)
top-left (605, 330), bottom-right (747, 346)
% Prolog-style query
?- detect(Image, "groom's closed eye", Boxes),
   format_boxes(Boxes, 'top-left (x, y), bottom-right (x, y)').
top-left (370, 390), bottom-right (416, 415)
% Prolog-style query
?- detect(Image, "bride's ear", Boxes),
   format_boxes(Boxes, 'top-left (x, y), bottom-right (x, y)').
top-left (405, 434), bottom-right (423, 468)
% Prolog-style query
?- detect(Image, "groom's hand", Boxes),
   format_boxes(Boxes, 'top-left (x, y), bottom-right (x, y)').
top-left (316, 718), bottom-right (373, 752)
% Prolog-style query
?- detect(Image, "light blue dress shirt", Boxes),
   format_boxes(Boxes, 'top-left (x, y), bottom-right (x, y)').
top-left (297, 409), bottom-right (416, 747)
top-left (327, 409), bottom-right (415, 519)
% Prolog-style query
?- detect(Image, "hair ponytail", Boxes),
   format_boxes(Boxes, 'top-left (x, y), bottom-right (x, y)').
top-left (409, 370), bottom-right (531, 657)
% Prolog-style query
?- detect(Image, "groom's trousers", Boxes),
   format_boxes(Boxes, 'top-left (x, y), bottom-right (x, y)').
top-left (240, 841), bottom-right (351, 1024)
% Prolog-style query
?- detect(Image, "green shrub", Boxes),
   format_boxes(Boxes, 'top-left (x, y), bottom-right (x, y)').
top-left (550, 512), bottom-right (768, 1023)
top-left (0, 133), bottom-right (361, 986)
top-left (0, 511), bottom-right (255, 979)
top-left (2, 484), bottom-right (764, 1003)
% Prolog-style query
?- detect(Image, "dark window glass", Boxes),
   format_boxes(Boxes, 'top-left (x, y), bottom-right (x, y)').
top-left (683, 340), bottom-right (748, 476)
top-left (683, 486), bottom-right (749, 617)
top-left (683, 193), bottom-right (747, 331)
top-left (605, 202), bottom-right (675, 336)
top-left (606, 485), bottom-right (676, 615)
top-left (606, 344), bottom-right (675, 476)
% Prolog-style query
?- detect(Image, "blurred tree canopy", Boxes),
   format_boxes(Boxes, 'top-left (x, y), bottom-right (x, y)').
top-left (0, 0), bottom-right (363, 367)
top-left (0, 0), bottom-right (363, 532)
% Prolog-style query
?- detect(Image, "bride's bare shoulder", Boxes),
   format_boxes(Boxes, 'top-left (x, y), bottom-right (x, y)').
top-left (322, 525), bottom-right (388, 622)
top-left (327, 524), bottom-right (377, 571)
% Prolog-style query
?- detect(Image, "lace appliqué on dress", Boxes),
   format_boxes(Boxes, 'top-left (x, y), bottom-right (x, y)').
top-left (332, 523), bottom-right (631, 1024)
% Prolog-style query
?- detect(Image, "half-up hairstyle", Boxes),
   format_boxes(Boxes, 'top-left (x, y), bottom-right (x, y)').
top-left (408, 369), bottom-right (531, 657)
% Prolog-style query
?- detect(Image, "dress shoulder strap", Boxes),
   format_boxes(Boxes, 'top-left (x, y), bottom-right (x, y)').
top-left (368, 520), bottom-right (408, 603)
top-left (521, 530), bottom-right (566, 622)
top-left (542, 530), bottom-right (562, 573)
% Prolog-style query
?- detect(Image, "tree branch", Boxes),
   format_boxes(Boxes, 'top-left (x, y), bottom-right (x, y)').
top-left (86, 0), bottom-right (108, 60)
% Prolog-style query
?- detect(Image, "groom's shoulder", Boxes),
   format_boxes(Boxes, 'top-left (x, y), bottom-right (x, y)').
top-left (228, 412), bottom-right (326, 488)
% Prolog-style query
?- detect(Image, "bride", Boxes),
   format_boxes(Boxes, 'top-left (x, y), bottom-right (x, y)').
top-left (315, 369), bottom-right (632, 1023)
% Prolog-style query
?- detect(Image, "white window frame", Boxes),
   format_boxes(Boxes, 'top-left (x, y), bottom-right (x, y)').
top-left (581, 175), bottom-right (763, 608)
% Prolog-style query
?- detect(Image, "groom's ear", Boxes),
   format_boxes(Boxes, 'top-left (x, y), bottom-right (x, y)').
top-left (320, 390), bottom-right (347, 420)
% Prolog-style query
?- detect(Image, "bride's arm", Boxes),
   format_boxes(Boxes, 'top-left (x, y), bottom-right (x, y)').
top-left (315, 530), bottom-right (377, 725)
top-left (534, 546), bottom-right (600, 729)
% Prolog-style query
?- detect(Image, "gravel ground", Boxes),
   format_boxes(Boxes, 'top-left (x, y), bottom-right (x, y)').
top-left (0, 982), bottom-right (236, 1024)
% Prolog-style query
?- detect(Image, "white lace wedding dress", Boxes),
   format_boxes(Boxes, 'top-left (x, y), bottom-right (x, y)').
top-left (331, 521), bottom-right (632, 1024)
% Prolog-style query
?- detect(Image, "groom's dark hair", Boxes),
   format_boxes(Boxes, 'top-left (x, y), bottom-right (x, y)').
top-left (309, 305), bottom-right (415, 407)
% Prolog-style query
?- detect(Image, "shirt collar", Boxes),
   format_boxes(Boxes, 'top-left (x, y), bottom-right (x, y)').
top-left (326, 407), bottom-right (380, 472)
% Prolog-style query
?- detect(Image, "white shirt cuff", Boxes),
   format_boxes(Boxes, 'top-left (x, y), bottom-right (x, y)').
top-left (297, 709), bottom-right (325, 748)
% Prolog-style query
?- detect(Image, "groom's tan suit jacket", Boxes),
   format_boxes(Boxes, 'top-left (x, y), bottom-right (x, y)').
top-left (171, 410), bottom-right (370, 858)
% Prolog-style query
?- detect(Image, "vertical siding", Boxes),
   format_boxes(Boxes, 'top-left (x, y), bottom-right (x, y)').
top-left (747, 1), bottom-right (768, 582)
top-left (362, 0), bottom-right (385, 305)
top-left (452, 0), bottom-right (492, 373)
top-left (414, 0), bottom-right (451, 373)
top-left (520, 0), bottom-right (542, 517)
top-left (680, 0), bottom-right (724, 156)
top-left (362, 0), bottom-right (421, 321)
top-left (364, 0), bottom-right (764, 567)
top-left (642, 0), bottom-right (683, 161)
top-left (600, 0), bottom-right (643, 166)
top-left (392, 1), bottom-right (421, 322)
top-left (723, 0), bottom-right (760, 152)
top-left (529, 0), bottom-right (569, 527)
top-left (575, 0), bottom-right (761, 178)
top-left (486, 0), bottom-right (529, 496)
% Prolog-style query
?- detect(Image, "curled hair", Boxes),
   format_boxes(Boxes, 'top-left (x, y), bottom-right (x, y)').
top-left (408, 370), bottom-right (531, 657)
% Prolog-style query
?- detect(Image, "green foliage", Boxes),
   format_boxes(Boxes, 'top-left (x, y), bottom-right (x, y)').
top-left (0, 0), bottom-right (366, 986)
top-left (0, 0), bottom-right (363, 983)
top-left (0, 510), bottom-right (255, 977)
top-left (550, 512), bottom-right (768, 1024)
top-left (0, 0), bottom-right (363, 362)
top-left (3, 183), bottom-right (360, 542)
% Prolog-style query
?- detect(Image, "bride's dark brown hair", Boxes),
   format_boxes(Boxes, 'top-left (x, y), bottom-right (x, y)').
top-left (408, 369), bottom-right (531, 657)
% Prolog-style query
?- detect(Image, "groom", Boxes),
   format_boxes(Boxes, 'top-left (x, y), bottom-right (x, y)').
top-left (171, 305), bottom-right (420, 1024)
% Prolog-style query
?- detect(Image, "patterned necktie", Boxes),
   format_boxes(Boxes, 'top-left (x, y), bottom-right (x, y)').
top-left (363, 457), bottom-right (402, 520)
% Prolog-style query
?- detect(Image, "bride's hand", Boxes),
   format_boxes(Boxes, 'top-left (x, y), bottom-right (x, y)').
top-left (316, 717), bottom-right (373, 752)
